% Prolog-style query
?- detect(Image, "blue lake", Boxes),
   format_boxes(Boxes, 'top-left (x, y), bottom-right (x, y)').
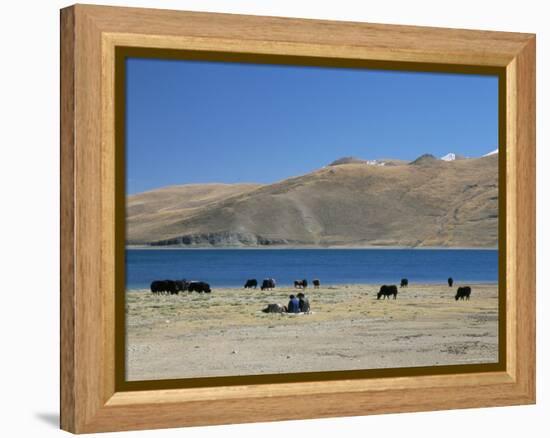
top-left (125, 248), bottom-right (498, 290)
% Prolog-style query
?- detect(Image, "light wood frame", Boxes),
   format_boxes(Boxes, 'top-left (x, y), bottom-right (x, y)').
top-left (60, 4), bottom-right (536, 434)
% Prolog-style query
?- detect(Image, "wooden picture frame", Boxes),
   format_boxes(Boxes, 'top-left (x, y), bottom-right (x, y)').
top-left (60, 4), bottom-right (536, 433)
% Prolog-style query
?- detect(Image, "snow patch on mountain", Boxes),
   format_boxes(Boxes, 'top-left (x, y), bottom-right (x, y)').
top-left (366, 160), bottom-right (386, 166)
top-left (440, 153), bottom-right (457, 161)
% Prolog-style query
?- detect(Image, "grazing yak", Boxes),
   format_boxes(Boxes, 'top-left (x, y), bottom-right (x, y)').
top-left (150, 280), bottom-right (164, 294)
top-left (377, 284), bottom-right (398, 300)
top-left (448, 277), bottom-right (454, 287)
top-left (294, 279), bottom-right (308, 289)
top-left (400, 278), bottom-right (409, 288)
top-left (174, 280), bottom-right (189, 292)
top-left (188, 281), bottom-right (212, 293)
top-left (313, 279), bottom-right (321, 289)
top-left (262, 303), bottom-right (287, 313)
top-left (261, 278), bottom-right (276, 291)
top-left (244, 279), bottom-right (258, 289)
top-left (150, 280), bottom-right (179, 295)
top-left (455, 286), bottom-right (471, 301)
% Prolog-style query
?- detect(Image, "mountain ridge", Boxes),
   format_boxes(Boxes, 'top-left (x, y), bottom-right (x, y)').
top-left (127, 154), bottom-right (498, 248)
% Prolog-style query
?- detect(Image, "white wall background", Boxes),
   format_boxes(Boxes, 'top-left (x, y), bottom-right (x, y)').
top-left (0, 0), bottom-right (546, 436)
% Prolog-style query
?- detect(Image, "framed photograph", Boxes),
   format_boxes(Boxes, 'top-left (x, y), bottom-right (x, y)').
top-left (60, 4), bottom-right (536, 433)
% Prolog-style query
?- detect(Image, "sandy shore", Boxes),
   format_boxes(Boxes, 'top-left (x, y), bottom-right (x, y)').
top-left (126, 283), bottom-right (498, 381)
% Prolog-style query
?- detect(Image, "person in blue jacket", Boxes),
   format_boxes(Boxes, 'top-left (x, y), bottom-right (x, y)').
top-left (287, 294), bottom-right (300, 313)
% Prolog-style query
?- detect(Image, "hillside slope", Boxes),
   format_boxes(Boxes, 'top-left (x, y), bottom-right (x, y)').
top-left (127, 183), bottom-right (263, 244)
top-left (126, 155), bottom-right (498, 248)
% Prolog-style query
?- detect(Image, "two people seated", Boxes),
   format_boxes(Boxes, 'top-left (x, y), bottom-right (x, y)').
top-left (288, 292), bottom-right (310, 313)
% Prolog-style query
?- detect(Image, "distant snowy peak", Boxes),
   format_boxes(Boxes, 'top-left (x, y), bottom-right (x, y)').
top-left (483, 149), bottom-right (499, 157)
top-left (328, 157), bottom-right (386, 167)
top-left (365, 159), bottom-right (386, 166)
top-left (440, 152), bottom-right (468, 161)
top-left (440, 153), bottom-right (457, 161)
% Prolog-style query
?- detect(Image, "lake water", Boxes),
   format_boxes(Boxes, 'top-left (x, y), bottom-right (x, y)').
top-left (125, 248), bottom-right (498, 290)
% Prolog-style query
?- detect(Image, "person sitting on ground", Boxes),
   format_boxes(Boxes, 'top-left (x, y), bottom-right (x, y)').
top-left (287, 294), bottom-right (300, 313)
top-left (297, 292), bottom-right (310, 313)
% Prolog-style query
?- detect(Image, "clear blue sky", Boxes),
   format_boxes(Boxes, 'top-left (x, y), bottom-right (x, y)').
top-left (126, 58), bottom-right (498, 194)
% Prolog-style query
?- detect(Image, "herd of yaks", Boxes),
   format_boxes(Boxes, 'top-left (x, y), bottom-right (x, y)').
top-left (380, 277), bottom-right (472, 301)
top-left (243, 278), bottom-right (321, 290)
top-left (150, 279), bottom-right (211, 294)
top-left (150, 276), bottom-right (473, 301)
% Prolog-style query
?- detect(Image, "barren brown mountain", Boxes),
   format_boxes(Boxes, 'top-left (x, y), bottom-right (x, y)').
top-left (126, 154), bottom-right (498, 248)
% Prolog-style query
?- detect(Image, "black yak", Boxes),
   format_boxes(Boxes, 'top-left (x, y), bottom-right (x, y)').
top-left (244, 279), bottom-right (258, 289)
top-left (448, 277), bottom-right (454, 287)
top-left (294, 279), bottom-right (308, 289)
top-left (165, 280), bottom-right (179, 294)
top-left (400, 278), bottom-right (409, 288)
top-left (150, 280), bottom-right (164, 294)
top-left (174, 280), bottom-right (189, 292)
top-left (313, 279), bottom-right (320, 288)
top-left (377, 285), bottom-right (398, 300)
top-left (261, 278), bottom-right (276, 291)
top-left (150, 280), bottom-right (178, 294)
top-left (455, 286), bottom-right (471, 301)
top-left (188, 281), bottom-right (211, 293)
